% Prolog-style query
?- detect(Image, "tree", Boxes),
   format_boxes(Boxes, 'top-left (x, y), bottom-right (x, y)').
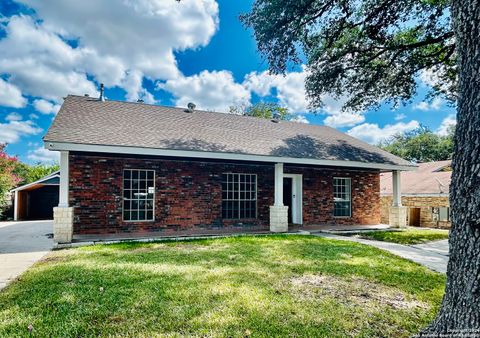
top-left (379, 126), bottom-right (454, 162)
top-left (229, 102), bottom-right (291, 120)
top-left (14, 162), bottom-right (60, 186)
top-left (243, 0), bottom-right (480, 334)
top-left (0, 144), bottom-right (21, 218)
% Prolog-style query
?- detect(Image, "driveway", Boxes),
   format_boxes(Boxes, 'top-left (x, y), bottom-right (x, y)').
top-left (0, 220), bottom-right (53, 290)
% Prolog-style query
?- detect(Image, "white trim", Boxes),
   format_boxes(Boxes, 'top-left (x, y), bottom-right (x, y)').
top-left (45, 141), bottom-right (417, 171)
top-left (274, 163), bottom-right (284, 206)
top-left (392, 170), bottom-right (402, 207)
top-left (10, 171), bottom-right (60, 192)
top-left (122, 169), bottom-right (156, 222)
top-left (14, 190), bottom-right (19, 221)
top-left (284, 173), bottom-right (303, 225)
top-left (333, 177), bottom-right (352, 218)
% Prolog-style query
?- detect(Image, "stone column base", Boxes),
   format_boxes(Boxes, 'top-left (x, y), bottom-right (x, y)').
top-left (270, 205), bottom-right (289, 233)
top-left (389, 206), bottom-right (407, 228)
top-left (53, 207), bottom-right (74, 243)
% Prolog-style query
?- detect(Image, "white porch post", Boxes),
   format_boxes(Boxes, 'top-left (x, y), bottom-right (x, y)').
top-left (14, 190), bottom-right (19, 221)
top-left (270, 162), bottom-right (288, 232)
top-left (53, 150), bottom-right (73, 243)
top-left (58, 151), bottom-right (69, 207)
top-left (274, 163), bottom-right (284, 206)
top-left (389, 170), bottom-right (407, 228)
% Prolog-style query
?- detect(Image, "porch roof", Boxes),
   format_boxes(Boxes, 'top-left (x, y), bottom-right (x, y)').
top-left (44, 95), bottom-right (415, 171)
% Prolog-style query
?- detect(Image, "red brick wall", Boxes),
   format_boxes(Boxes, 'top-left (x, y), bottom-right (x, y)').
top-left (69, 153), bottom-right (380, 235)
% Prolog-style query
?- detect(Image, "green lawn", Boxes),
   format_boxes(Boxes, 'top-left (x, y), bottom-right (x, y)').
top-left (358, 229), bottom-right (449, 245)
top-left (0, 235), bottom-right (445, 337)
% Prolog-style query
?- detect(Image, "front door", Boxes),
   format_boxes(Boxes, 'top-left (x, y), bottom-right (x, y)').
top-left (283, 177), bottom-right (293, 223)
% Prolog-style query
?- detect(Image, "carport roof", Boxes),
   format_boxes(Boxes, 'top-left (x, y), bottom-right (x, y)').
top-left (11, 171), bottom-right (60, 192)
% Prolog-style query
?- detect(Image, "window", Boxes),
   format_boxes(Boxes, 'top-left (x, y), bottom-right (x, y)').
top-left (434, 207), bottom-right (450, 221)
top-left (222, 173), bottom-right (257, 219)
top-left (333, 177), bottom-right (351, 217)
top-left (123, 169), bottom-right (155, 221)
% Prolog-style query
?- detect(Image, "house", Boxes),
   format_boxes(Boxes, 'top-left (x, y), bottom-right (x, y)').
top-left (44, 94), bottom-right (416, 243)
top-left (380, 161), bottom-right (451, 228)
top-left (11, 171), bottom-right (60, 221)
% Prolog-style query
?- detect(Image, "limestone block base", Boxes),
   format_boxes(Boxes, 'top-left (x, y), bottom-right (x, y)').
top-left (53, 207), bottom-right (74, 243)
top-left (270, 205), bottom-right (289, 233)
top-left (389, 206), bottom-right (407, 228)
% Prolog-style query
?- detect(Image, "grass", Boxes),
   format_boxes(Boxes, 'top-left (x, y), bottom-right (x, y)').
top-left (358, 229), bottom-right (449, 245)
top-left (0, 235), bottom-right (445, 337)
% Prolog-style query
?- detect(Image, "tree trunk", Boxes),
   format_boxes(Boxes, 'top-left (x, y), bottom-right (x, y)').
top-left (421, 0), bottom-right (480, 335)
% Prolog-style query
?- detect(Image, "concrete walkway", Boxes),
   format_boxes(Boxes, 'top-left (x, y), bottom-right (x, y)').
top-left (312, 232), bottom-right (449, 273)
top-left (0, 220), bottom-right (53, 291)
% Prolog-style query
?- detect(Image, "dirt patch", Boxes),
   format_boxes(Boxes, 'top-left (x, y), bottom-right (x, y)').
top-left (290, 274), bottom-right (428, 311)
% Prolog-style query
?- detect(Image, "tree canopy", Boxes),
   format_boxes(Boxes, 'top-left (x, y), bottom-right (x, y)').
top-left (229, 102), bottom-right (291, 120)
top-left (241, 0), bottom-right (456, 112)
top-left (379, 126), bottom-right (454, 162)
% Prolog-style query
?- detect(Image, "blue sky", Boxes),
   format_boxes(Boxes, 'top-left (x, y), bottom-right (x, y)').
top-left (0, 0), bottom-right (456, 164)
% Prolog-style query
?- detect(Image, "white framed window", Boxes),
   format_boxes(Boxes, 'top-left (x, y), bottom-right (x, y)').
top-left (433, 207), bottom-right (450, 221)
top-left (123, 169), bottom-right (155, 221)
top-left (333, 177), bottom-right (351, 217)
top-left (222, 173), bottom-right (257, 219)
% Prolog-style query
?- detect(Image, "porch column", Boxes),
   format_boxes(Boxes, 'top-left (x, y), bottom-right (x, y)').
top-left (53, 151), bottom-right (73, 243)
top-left (13, 190), bottom-right (19, 221)
top-left (270, 163), bottom-right (288, 232)
top-left (389, 170), bottom-right (407, 228)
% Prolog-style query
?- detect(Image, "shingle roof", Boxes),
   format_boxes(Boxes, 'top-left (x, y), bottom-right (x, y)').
top-left (380, 161), bottom-right (451, 195)
top-left (44, 95), bottom-right (413, 168)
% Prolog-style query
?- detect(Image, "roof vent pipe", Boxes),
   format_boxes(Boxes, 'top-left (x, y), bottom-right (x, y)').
top-left (137, 99), bottom-right (144, 103)
top-left (185, 102), bottom-right (196, 113)
top-left (99, 83), bottom-right (105, 102)
top-left (271, 111), bottom-right (281, 123)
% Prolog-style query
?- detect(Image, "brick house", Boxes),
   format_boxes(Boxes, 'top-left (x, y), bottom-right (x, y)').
top-left (44, 95), bottom-right (415, 243)
top-left (380, 161), bottom-right (451, 228)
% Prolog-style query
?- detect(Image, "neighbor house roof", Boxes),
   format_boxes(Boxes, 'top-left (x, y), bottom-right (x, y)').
top-left (11, 171), bottom-right (60, 192)
top-left (380, 161), bottom-right (451, 195)
top-left (44, 95), bottom-right (415, 171)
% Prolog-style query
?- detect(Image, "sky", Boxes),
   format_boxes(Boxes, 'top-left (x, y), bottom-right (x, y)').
top-left (0, 0), bottom-right (457, 164)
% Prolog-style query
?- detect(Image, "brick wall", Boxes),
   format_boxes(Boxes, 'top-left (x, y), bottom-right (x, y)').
top-left (69, 153), bottom-right (380, 235)
top-left (381, 195), bottom-right (451, 228)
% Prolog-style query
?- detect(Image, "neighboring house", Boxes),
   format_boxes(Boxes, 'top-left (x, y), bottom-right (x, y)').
top-left (380, 161), bottom-right (452, 228)
top-left (11, 171), bottom-right (60, 221)
top-left (44, 95), bottom-right (415, 243)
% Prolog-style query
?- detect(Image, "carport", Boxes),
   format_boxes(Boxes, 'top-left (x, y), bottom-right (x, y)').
top-left (12, 171), bottom-right (59, 221)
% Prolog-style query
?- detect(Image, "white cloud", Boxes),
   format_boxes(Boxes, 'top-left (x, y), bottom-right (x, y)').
top-left (395, 113), bottom-right (406, 121)
top-left (414, 97), bottom-right (443, 111)
top-left (290, 115), bottom-right (310, 124)
top-left (27, 146), bottom-right (60, 163)
top-left (323, 112), bottom-right (365, 128)
top-left (347, 120), bottom-right (420, 144)
top-left (29, 113), bottom-right (39, 119)
top-left (436, 114), bottom-right (456, 136)
top-left (0, 1), bottom-right (219, 103)
top-left (243, 69), bottom-right (308, 113)
top-left (0, 119), bottom-right (42, 144)
top-left (5, 112), bottom-right (22, 121)
top-left (158, 70), bottom-right (251, 111)
top-left (0, 78), bottom-right (27, 108)
top-left (33, 99), bottom-right (61, 115)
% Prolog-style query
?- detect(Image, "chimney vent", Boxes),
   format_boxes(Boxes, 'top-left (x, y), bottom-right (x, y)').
top-left (137, 99), bottom-right (144, 103)
top-left (84, 93), bottom-right (89, 97)
top-left (99, 83), bottom-right (105, 102)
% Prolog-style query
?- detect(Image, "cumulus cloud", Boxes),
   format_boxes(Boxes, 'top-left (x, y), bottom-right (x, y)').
top-left (0, 119), bottom-right (42, 144)
top-left (33, 99), bottom-right (61, 115)
top-left (347, 120), bottom-right (420, 144)
top-left (394, 113), bottom-right (406, 121)
top-left (27, 146), bottom-right (60, 163)
top-left (243, 69), bottom-right (308, 113)
top-left (5, 112), bottom-right (23, 121)
top-left (436, 114), bottom-right (456, 136)
top-left (1, 0), bottom-right (219, 102)
top-left (290, 115), bottom-right (310, 124)
top-left (0, 78), bottom-right (27, 108)
top-left (323, 112), bottom-right (365, 128)
top-left (414, 97), bottom-right (443, 111)
top-left (158, 70), bottom-right (251, 111)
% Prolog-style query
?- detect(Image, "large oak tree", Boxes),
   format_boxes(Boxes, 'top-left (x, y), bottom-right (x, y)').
top-left (242, 0), bottom-right (479, 334)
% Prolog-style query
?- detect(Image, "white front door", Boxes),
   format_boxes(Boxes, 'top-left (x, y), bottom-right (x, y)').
top-left (284, 174), bottom-right (303, 224)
